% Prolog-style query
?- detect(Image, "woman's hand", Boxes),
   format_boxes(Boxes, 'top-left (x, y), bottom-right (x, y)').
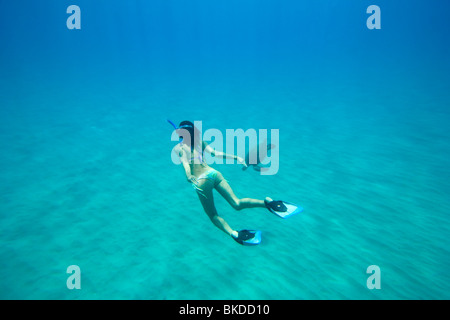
top-left (236, 156), bottom-right (247, 168)
top-left (187, 175), bottom-right (198, 184)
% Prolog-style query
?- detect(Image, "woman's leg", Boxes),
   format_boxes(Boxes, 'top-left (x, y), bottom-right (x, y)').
top-left (215, 179), bottom-right (266, 211)
top-left (196, 184), bottom-right (235, 236)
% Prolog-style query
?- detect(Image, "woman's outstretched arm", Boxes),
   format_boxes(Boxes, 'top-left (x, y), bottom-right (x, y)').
top-left (203, 142), bottom-right (247, 167)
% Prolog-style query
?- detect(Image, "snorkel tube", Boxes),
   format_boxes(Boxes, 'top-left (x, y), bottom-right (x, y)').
top-left (167, 119), bottom-right (182, 142)
top-left (167, 119), bottom-right (179, 130)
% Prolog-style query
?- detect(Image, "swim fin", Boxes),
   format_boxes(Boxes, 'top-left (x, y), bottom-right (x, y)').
top-left (232, 229), bottom-right (262, 246)
top-left (265, 199), bottom-right (303, 219)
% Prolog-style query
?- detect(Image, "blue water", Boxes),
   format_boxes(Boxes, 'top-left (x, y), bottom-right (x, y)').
top-left (1, 0), bottom-right (449, 299)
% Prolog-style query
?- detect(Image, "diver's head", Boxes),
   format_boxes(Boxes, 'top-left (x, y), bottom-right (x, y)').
top-left (177, 120), bottom-right (200, 149)
top-left (178, 120), bottom-right (194, 134)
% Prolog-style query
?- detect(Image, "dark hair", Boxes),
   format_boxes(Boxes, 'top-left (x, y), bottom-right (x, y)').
top-left (178, 121), bottom-right (201, 151)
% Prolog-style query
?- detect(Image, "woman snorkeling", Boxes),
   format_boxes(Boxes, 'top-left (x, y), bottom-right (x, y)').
top-left (169, 120), bottom-right (297, 245)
